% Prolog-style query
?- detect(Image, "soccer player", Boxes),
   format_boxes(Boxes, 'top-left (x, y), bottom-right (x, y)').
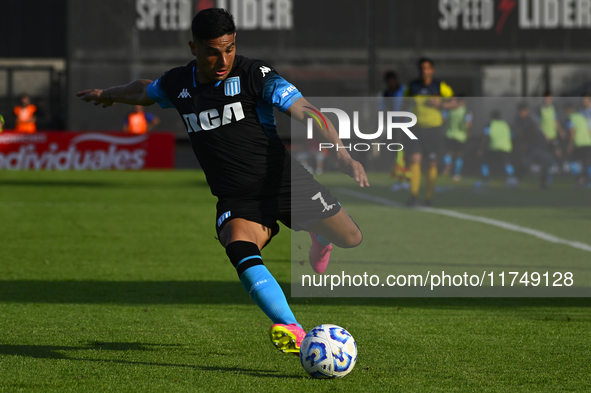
top-left (379, 71), bottom-right (409, 192)
top-left (77, 9), bottom-right (367, 356)
top-left (442, 95), bottom-right (471, 182)
top-left (582, 93), bottom-right (591, 130)
top-left (514, 102), bottom-right (555, 189)
top-left (539, 92), bottom-right (565, 173)
top-left (565, 103), bottom-right (591, 187)
top-left (404, 57), bottom-right (454, 206)
top-left (477, 110), bottom-right (518, 187)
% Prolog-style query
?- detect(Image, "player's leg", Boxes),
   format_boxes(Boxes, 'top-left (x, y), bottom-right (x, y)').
top-left (502, 152), bottom-right (518, 186)
top-left (481, 150), bottom-right (491, 183)
top-left (403, 134), bottom-right (423, 207)
top-left (305, 207), bottom-right (362, 274)
top-left (452, 142), bottom-right (465, 181)
top-left (584, 148), bottom-right (591, 186)
top-left (407, 151), bottom-right (422, 206)
top-left (307, 207), bottom-right (362, 249)
top-left (424, 127), bottom-right (443, 205)
top-left (219, 218), bottom-right (305, 354)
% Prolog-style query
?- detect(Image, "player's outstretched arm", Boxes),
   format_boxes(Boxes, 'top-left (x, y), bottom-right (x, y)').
top-left (76, 79), bottom-right (156, 108)
top-left (287, 97), bottom-right (370, 188)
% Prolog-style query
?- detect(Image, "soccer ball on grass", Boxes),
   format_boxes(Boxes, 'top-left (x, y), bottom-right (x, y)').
top-left (299, 324), bottom-right (357, 379)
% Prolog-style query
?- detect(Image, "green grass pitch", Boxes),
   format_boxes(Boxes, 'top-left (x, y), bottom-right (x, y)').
top-left (1, 170), bottom-right (590, 392)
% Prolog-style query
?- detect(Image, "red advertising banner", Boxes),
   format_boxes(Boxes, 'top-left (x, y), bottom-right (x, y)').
top-left (0, 132), bottom-right (175, 170)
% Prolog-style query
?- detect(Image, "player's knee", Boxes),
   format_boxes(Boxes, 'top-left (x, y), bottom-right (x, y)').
top-left (336, 227), bottom-right (363, 249)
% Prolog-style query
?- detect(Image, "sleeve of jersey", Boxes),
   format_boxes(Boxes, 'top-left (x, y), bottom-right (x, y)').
top-left (484, 126), bottom-right (490, 136)
top-left (440, 82), bottom-right (454, 97)
top-left (147, 78), bottom-right (175, 109)
top-left (260, 74), bottom-right (303, 112)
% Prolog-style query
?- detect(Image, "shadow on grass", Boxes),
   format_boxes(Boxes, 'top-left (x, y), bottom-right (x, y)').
top-left (0, 179), bottom-right (211, 189)
top-left (0, 280), bottom-right (590, 308)
top-left (0, 180), bottom-right (115, 187)
top-left (0, 342), bottom-right (304, 379)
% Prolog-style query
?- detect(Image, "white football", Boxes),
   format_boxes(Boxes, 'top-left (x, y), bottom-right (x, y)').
top-left (299, 324), bottom-right (357, 379)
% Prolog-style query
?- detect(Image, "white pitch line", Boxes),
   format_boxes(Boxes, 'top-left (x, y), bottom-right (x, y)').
top-left (335, 187), bottom-right (591, 253)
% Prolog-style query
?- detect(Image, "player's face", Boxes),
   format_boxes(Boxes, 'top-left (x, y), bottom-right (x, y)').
top-left (583, 96), bottom-right (591, 108)
top-left (420, 62), bottom-right (434, 82)
top-left (190, 33), bottom-right (236, 83)
top-left (386, 77), bottom-right (398, 91)
top-left (544, 95), bottom-right (552, 106)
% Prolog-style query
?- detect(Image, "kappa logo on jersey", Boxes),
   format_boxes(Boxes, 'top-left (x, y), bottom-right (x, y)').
top-left (260, 66), bottom-right (272, 77)
top-left (311, 191), bottom-right (336, 213)
top-left (182, 102), bottom-right (245, 133)
top-left (178, 88), bottom-right (191, 98)
top-left (224, 77), bottom-right (241, 97)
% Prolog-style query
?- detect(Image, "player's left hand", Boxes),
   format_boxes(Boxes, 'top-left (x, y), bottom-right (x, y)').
top-left (337, 156), bottom-right (370, 188)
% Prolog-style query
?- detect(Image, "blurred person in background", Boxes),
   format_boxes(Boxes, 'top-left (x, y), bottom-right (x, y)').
top-left (379, 70), bottom-right (408, 191)
top-left (0, 114), bottom-right (4, 132)
top-left (565, 102), bottom-right (591, 188)
top-left (442, 95), bottom-right (472, 182)
top-left (123, 105), bottom-right (160, 134)
top-left (538, 92), bottom-right (566, 173)
top-left (13, 94), bottom-right (37, 133)
top-left (582, 93), bottom-right (591, 130)
top-left (404, 57), bottom-right (454, 206)
top-left (477, 110), bottom-right (518, 187)
top-left (514, 102), bottom-right (554, 189)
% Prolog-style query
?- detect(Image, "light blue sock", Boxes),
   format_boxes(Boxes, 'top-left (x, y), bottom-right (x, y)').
top-left (454, 157), bottom-right (464, 175)
top-left (505, 164), bottom-right (515, 176)
top-left (239, 265), bottom-right (301, 328)
top-left (443, 154), bottom-right (452, 166)
top-left (586, 165), bottom-right (591, 179)
top-left (481, 163), bottom-right (490, 178)
top-left (316, 234), bottom-right (332, 246)
top-left (571, 162), bottom-right (581, 176)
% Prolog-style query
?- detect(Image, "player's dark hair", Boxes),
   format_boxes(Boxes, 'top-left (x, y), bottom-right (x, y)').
top-left (517, 101), bottom-right (528, 111)
top-left (543, 90), bottom-right (552, 96)
top-left (192, 8), bottom-right (236, 41)
top-left (417, 57), bottom-right (434, 68)
top-left (384, 71), bottom-right (398, 81)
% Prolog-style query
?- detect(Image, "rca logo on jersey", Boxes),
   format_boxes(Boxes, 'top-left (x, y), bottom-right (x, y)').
top-left (305, 108), bottom-right (417, 152)
top-left (224, 77), bottom-right (241, 96)
top-left (178, 89), bottom-right (192, 98)
top-left (182, 102), bottom-right (245, 132)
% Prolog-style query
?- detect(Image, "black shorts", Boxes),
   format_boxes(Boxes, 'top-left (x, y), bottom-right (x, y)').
top-left (404, 125), bottom-right (444, 161)
top-left (573, 146), bottom-right (591, 163)
top-left (215, 161), bottom-right (341, 241)
top-left (484, 150), bottom-right (511, 164)
top-left (445, 137), bottom-right (465, 154)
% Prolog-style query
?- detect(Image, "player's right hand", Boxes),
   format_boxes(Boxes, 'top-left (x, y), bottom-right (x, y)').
top-left (337, 156), bottom-right (370, 188)
top-left (76, 89), bottom-right (114, 108)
